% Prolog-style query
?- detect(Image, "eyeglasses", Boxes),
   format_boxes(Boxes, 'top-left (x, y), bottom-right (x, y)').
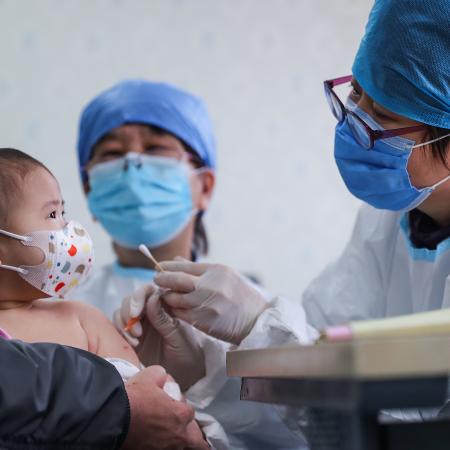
top-left (323, 75), bottom-right (427, 149)
top-left (86, 147), bottom-right (204, 172)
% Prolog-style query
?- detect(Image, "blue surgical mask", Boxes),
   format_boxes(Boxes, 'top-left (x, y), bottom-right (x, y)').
top-left (334, 101), bottom-right (450, 212)
top-left (87, 153), bottom-right (198, 249)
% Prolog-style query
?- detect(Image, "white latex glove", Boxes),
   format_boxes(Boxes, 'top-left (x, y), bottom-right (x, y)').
top-left (154, 259), bottom-right (268, 345)
top-left (113, 284), bottom-right (154, 347)
top-left (113, 284), bottom-right (206, 391)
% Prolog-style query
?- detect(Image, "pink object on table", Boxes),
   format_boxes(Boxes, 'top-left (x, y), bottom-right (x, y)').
top-left (324, 325), bottom-right (353, 342)
top-left (0, 327), bottom-right (11, 340)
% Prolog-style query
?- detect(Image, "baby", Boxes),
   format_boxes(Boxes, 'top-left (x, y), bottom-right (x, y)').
top-left (0, 148), bottom-right (190, 387)
top-left (0, 148), bottom-right (140, 365)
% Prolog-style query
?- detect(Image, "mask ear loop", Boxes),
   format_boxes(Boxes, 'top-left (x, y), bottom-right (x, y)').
top-left (410, 133), bottom-right (450, 192)
top-left (182, 166), bottom-right (210, 223)
top-left (193, 167), bottom-right (210, 176)
top-left (431, 173), bottom-right (450, 190)
top-left (0, 263), bottom-right (28, 275)
top-left (412, 133), bottom-right (450, 149)
top-left (0, 229), bottom-right (32, 242)
top-left (0, 229), bottom-right (31, 275)
top-left (190, 166), bottom-right (211, 214)
top-left (412, 133), bottom-right (450, 190)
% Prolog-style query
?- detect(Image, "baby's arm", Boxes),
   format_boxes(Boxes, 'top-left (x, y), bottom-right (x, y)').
top-left (69, 301), bottom-right (140, 367)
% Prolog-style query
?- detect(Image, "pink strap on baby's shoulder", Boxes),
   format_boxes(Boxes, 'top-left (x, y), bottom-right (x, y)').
top-left (0, 327), bottom-right (11, 340)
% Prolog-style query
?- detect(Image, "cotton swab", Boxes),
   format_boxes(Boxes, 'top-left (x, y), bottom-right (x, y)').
top-left (123, 245), bottom-right (165, 332)
top-left (138, 244), bottom-right (165, 272)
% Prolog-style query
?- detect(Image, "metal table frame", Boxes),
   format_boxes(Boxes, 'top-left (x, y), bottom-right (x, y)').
top-left (239, 376), bottom-right (450, 450)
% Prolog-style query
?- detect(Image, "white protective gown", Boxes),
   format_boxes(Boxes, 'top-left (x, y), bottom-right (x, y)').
top-left (73, 262), bottom-right (307, 450)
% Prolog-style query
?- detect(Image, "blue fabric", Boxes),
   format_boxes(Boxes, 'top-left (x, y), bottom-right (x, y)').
top-left (78, 79), bottom-right (216, 181)
top-left (87, 153), bottom-right (194, 249)
top-left (400, 214), bottom-right (450, 262)
top-left (112, 261), bottom-right (156, 281)
top-left (353, 0), bottom-right (450, 128)
top-left (334, 102), bottom-right (432, 211)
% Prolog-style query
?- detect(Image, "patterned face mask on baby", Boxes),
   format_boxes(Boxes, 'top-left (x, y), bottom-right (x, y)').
top-left (0, 221), bottom-right (94, 298)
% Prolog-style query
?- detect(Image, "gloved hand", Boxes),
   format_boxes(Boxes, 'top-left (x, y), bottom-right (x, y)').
top-left (113, 284), bottom-right (206, 391)
top-left (154, 259), bottom-right (268, 345)
top-left (113, 284), bottom-right (155, 347)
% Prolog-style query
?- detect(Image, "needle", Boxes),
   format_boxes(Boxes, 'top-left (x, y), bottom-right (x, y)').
top-left (138, 244), bottom-right (165, 272)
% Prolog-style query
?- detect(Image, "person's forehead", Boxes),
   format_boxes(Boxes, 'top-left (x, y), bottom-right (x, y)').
top-left (22, 167), bottom-right (62, 203)
top-left (352, 76), bottom-right (415, 122)
top-left (100, 123), bottom-right (174, 141)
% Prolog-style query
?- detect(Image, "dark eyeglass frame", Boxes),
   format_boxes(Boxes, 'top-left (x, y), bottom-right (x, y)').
top-left (324, 75), bottom-right (427, 149)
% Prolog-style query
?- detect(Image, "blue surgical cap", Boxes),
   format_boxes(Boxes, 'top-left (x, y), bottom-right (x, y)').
top-left (77, 79), bottom-right (216, 181)
top-left (353, 0), bottom-right (450, 128)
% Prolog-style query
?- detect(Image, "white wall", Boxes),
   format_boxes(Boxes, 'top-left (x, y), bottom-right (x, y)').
top-left (0, 0), bottom-right (371, 298)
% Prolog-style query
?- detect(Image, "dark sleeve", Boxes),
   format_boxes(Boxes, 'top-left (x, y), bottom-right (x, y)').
top-left (0, 338), bottom-right (130, 450)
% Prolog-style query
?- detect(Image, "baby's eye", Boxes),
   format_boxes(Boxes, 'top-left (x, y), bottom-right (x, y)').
top-left (49, 211), bottom-right (57, 219)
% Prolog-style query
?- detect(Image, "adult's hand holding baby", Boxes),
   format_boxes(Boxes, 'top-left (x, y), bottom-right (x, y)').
top-left (114, 284), bottom-right (206, 391)
top-left (123, 365), bottom-right (210, 450)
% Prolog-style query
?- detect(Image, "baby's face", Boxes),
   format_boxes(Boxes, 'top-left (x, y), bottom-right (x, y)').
top-left (10, 166), bottom-right (65, 234)
top-left (4, 167), bottom-right (66, 267)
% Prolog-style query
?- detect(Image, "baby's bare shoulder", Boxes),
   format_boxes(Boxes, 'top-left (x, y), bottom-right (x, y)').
top-left (33, 299), bottom-right (83, 316)
top-left (38, 300), bottom-right (110, 333)
top-left (54, 299), bottom-right (106, 321)
top-left (41, 299), bottom-right (139, 365)
top-left (26, 300), bottom-right (91, 350)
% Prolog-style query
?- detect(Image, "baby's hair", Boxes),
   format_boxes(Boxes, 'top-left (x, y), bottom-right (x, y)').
top-left (0, 148), bottom-right (51, 227)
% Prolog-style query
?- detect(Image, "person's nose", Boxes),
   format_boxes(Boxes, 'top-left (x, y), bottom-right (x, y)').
top-left (126, 143), bottom-right (146, 154)
top-left (123, 145), bottom-right (147, 169)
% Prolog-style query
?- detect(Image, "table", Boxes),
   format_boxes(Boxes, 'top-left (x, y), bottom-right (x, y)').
top-left (227, 335), bottom-right (450, 450)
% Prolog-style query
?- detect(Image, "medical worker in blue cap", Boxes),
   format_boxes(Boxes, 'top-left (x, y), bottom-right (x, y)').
top-left (120, 0), bottom-right (450, 393)
top-left (75, 80), bottom-right (306, 450)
